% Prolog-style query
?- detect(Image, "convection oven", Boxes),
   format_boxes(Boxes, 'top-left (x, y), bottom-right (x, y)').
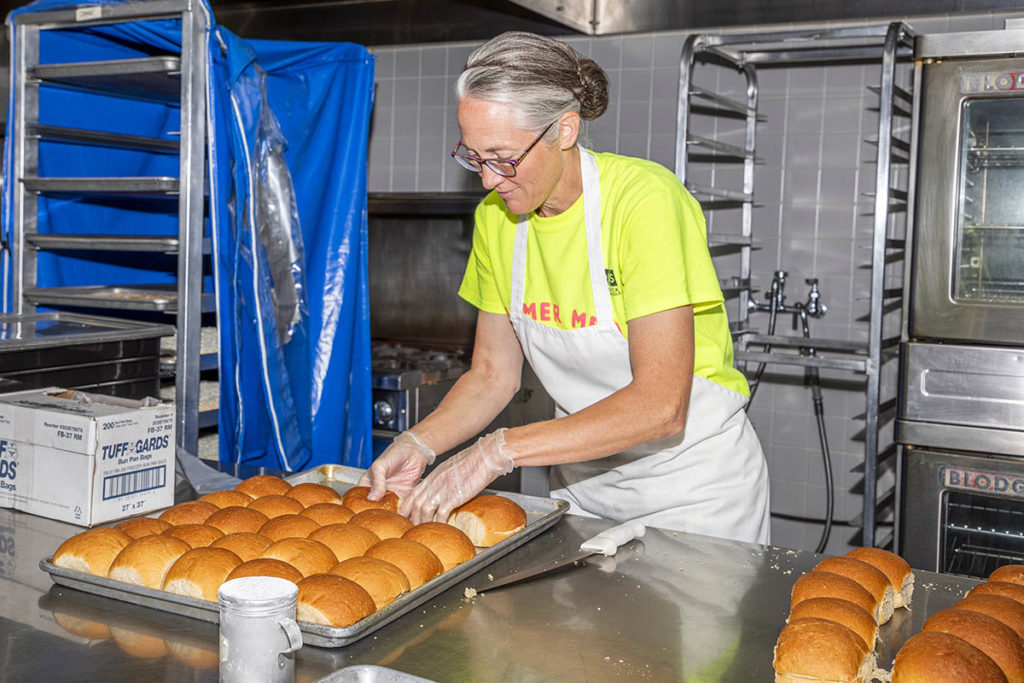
top-left (899, 27), bottom-right (1024, 577)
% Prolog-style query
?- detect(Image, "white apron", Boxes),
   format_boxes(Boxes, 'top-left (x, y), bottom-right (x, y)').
top-left (508, 148), bottom-right (770, 545)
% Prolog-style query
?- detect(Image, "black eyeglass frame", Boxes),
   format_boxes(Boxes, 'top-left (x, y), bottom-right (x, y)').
top-left (450, 120), bottom-right (557, 177)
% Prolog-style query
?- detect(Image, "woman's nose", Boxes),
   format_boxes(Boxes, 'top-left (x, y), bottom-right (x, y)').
top-left (479, 166), bottom-right (505, 190)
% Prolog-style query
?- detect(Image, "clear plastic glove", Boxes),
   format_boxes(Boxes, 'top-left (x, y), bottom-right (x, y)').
top-left (357, 431), bottom-right (436, 501)
top-left (400, 428), bottom-right (518, 524)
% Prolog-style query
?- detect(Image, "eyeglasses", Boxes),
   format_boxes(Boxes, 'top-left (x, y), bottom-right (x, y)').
top-left (450, 121), bottom-right (556, 177)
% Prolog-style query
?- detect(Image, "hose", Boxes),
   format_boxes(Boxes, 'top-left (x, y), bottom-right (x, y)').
top-left (809, 367), bottom-right (833, 554)
top-left (746, 298), bottom-right (778, 405)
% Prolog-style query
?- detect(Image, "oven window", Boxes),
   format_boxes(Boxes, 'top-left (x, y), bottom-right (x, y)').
top-left (942, 489), bottom-right (1024, 578)
top-left (955, 97), bottom-right (1024, 304)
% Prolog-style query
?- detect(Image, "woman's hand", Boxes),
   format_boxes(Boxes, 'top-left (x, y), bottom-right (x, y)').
top-left (357, 431), bottom-right (436, 501)
top-left (400, 428), bottom-right (517, 524)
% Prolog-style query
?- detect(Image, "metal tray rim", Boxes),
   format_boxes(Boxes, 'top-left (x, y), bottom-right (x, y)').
top-left (41, 466), bottom-right (568, 648)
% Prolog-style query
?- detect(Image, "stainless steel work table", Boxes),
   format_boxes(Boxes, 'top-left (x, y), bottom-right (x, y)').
top-left (1, 506), bottom-right (979, 682)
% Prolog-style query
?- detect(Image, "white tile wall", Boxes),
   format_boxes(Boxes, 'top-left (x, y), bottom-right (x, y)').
top-left (366, 10), bottom-right (1024, 553)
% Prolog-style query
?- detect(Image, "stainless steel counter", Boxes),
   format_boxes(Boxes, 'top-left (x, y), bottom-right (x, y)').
top-left (0, 506), bottom-right (979, 682)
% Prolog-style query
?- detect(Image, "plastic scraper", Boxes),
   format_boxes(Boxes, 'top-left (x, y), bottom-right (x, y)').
top-left (474, 519), bottom-right (646, 592)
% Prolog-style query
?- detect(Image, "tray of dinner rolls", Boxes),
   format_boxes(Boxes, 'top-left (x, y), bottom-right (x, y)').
top-left (40, 463), bottom-right (568, 647)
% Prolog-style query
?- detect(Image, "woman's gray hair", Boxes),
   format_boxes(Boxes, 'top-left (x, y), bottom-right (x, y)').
top-left (456, 31), bottom-right (609, 134)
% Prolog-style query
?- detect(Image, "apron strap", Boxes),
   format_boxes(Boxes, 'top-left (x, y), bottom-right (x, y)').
top-left (511, 214), bottom-right (529, 320)
top-left (579, 149), bottom-right (614, 325)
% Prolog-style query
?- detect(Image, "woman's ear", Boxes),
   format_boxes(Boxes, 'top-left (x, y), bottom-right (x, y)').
top-left (559, 111), bottom-right (581, 150)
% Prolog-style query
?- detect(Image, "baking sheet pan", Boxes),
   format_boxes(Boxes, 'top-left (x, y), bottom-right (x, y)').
top-left (40, 464), bottom-right (568, 647)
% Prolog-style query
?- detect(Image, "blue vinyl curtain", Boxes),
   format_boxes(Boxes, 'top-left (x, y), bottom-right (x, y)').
top-left (3, 0), bottom-right (374, 471)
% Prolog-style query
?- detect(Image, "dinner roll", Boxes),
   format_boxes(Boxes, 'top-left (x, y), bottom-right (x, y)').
top-left (330, 556), bottom-right (411, 609)
top-left (846, 546), bottom-right (915, 609)
top-left (447, 495), bottom-right (527, 547)
top-left (52, 611), bottom-right (111, 640)
top-left (247, 494), bottom-right (305, 519)
top-left (209, 532), bottom-right (273, 563)
top-left (110, 626), bottom-right (169, 659)
top-left (163, 547), bottom-right (243, 601)
top-left (297, 574), bottom-right (376, 627)
top-left (260, 538), bottom-right (337, 577)
top-left (161, 524), bottom-right (224, 549)
top-left (226, 558), bottom-right (304, 584)
top-left (158, 500), bottom-right (218, 526)
top-left (286, 482), bottom-right (343, 507)
top-left (52, 528), bottom-right (133, 576)
top-left (922, 607), bottom-right (1024, 682)
top-left (350, 509), bottom-right (413, 540)
top-left (969, 581), bottom-right (1024, 606)
top-left (956, 594), bottom-right (1024, 641)
top-left (205, 506), bottom-right (270, 535)
top-left (402, 522), bottom-right (476, 571)
top-left (301, 503), bottom-right (355, 526)
top-left (198, 489), bottom-right (253, 509)
top-left (115, 517), bottom-right (172, 539)
top-left (813, 556), bottom-right (895, 624)
top-left (790, 571), bottom-right (877, 619)
top-left (342, 485), bottom-right (399, 514)
top-left (167, 641), bottom-right (219, 670)
top-left (787, 597), bottom-right (878, 651)
top-left (991, 565), bottom-right (1024, 587)
top-left (308, 523), bottom-right (380, 562)
top-left (108, 535), bottom-right (191, 588)
top-left (893, 631), bottom-right (1007, 682)
top-left (365, 538), bottom-right (443, 589)
top-left (773, 617), bottom-right (875, 683)
top-left (259, 514), bottom-right (320, 541)
top-left (235, 474), bottom-right (292, 498)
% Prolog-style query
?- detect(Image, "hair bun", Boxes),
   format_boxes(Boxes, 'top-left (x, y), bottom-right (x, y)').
top-left (576, 58), bottom-right (609, 120)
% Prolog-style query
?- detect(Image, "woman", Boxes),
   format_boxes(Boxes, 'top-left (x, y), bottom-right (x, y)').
top-left (359, 31), bottom-right (770, 544)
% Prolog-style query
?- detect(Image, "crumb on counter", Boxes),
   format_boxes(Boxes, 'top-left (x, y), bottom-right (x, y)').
top-left (464, 587), bottom-right (478, 599)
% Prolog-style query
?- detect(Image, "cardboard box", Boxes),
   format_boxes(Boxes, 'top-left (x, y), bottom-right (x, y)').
top-left (0, 388), bottom-right (175, 526)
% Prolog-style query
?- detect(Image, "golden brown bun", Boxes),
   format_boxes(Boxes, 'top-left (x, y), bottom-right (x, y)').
top-left (447, 495), bottom-right (527, 547)
top-left (991, 565), bottom-right (1024, 586)
top-left (296, 574), bottom-right (376, 626)
top-left (922, 607), bottom-right (1024, 682)
top-left (161, 524), bottom-right (224, 549)
top-left (350, 509), bottom-right (413, 540)
top-left (205, 506), bottom-right (270, 535)
top-left (197, 489), bottom-right (253, 509)
top-left (308, 523), bottom-right (380, 562)
top-left (246, 494), bottom-right (305, 519)
top-left (260, 538), bottom-right (337, 577)
top-left (402, 522), bottom-right (476, 572)
top-left (234, 474), bottom-right (292, 498)
top-left (846, 546), bottom-right (915, 609)
top-left (52, 528), bottom-right (133, 576)
top-left (773, 617), bottom-right (874, 683)
top-left (787, 597), bottom-right (878, 651)
top-left (790, 570), bottom-right (877, 619)
top-left (258, 514), bottom-right (321, 541)
top-left (893, 631), bottom-right (1007, 682)
top-left (110, 626), bottom-right (169, 659)
top-left (286, 482), bottom-right (343, 506)
top-left (51, 611), bottom-right (112, 640)
top-left (158, 500), bottom-right (219, 526)
top-left (301, 503), bottom-right (355, 526)
top-left (226, 558), bottom-right (304, 584)
top-left (956, 594), bottom-right (1024, 641)
top-left (209, 532), bottom-right (273, 563)
top-left (167, 641), bottom-right (219, 670)
top-left (970, 582), bottom-right (1024, 606)
top-left (162, 547), bottom-right (243, 601)
top-left (114, 517), bottom-right (172, 539)
top-left (813, 556), bottom-right (895, 624)
top-left (342, 486), bottom-right (400, 514)
top-left (365, 538), bottom-right (443, 589)
top-left (108, 535), bottom-right (191, 588)
top-left (330, 556), bottom-right (411, 609)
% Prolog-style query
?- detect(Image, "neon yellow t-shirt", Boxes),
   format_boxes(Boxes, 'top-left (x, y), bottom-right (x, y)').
top-left (458, 150), bottom-right (748, 396)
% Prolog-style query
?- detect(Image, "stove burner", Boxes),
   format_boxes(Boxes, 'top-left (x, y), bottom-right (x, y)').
top-left (371, 343), bottom-right (469, 384)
